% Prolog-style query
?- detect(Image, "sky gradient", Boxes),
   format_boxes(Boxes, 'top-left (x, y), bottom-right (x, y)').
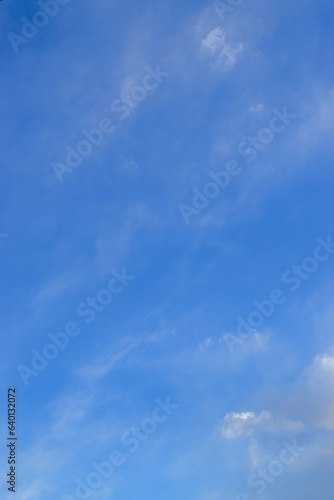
top-left (1, 0), bottom-right (334, 499)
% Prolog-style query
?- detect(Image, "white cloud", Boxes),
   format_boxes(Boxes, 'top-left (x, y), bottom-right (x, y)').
top-left (297, 87), bottom-right (334, 153)
top-left (221, 411), bottom-right (304, 438)
top-left (252, 331), bottom-right (269, 350)
top-left (197, 337), bottom-right (215, 351)
top-left (305, 352), bottom-right (334, 430)
top-left (310, 353), bottom-right (334, 384)
top-left (220, 350), bottom-right (334, 445)
top-left (250, 103), bottom-right (264, 113)
top-left (201, 28), bottom-right (244, 71)
top-left (121, 157), bottom-right (138, 172)
top-left (218, 330), bottom-right (270, 354)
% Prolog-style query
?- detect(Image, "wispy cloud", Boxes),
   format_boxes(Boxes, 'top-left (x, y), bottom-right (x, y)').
top-left (31, 268), bottom-right (83, 307)
top-left (200, 27), bottom-right (244, 71)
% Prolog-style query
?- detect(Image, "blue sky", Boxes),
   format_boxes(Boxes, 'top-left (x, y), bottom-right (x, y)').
top-left (0, 0), bottom-right (334, 499)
